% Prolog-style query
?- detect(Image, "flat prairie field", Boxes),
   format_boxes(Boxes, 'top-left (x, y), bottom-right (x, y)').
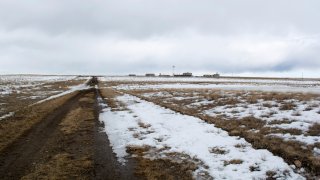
top-left (1, 75), bottom-right (320, 179)
top-left (99, 76), bottom-right (320, 179)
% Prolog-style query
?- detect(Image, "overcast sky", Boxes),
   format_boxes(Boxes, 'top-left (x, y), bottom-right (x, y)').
top-left (0, 0), bottom-right (320, 77)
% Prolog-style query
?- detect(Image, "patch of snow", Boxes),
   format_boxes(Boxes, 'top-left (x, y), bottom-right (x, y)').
top-left (36, 83), bottom-right (91, 104)
top-left (99, 94), bottom-right (304, 179)
top-left (101, 76), bottom-right (320, 86)
top-left (0, 112), bottom-right (14, 121)
top-left (314, 148), bottom-right (320, 156)
top-left (114, 83), bottom-right (320, 94)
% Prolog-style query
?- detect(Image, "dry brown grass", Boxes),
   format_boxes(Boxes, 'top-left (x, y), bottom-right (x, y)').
top-left (0, 92), bottom-right (78, 152)
top-left (223, 159), bottom-right (243, 166)
top-left (307, 123), bottom-right (320, 136)
top-left (279, 102), bottom-right (297, 110)
top-left (99, 86), bottom-right (128, 111)
top-left (126, 145), bottom-right (210, 180)
top-left (267, 119), bottom-right (292, 125)
top-left (0, 79), bottom-right (88, 117)
top-left (209, 147), bottom-right (229, 155)
top-left (60, 96), bottom-right (95, 135)
top-left (21, 153), bottom-right (92, 180)
top-left (125, 89), bottom-right (320, 176)
top-left (22, 91), bottom-right (95, 180)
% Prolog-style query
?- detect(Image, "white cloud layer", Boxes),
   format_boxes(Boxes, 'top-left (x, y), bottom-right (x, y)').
top-left (0, 0), bottom-right (319, 77)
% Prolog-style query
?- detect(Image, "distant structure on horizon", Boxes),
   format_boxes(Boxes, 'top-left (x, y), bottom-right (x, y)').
top-left (203, 73), bottom-right (220, 78)
top-left (174, 72), bottom-right (193, 77)
top-left (159, 73), bottom-right (170, 77)
top-left (145, 73), bottom-right (156, 77)
top-left (129, 74), bottom-right (136, 76)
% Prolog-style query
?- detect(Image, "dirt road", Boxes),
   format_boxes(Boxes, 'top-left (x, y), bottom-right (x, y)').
top-left (0, 77), bottom-right (138, 180)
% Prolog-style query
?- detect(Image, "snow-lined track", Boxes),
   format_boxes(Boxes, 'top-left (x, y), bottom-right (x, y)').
top-left (99, 93), bottom-right (304, 179)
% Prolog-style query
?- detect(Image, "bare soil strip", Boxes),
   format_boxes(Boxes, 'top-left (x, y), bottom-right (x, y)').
top-left (0, 90), bottom-right (91, 179)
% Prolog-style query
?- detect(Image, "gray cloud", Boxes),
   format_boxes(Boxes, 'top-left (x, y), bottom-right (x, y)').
top-left (0, 0), bottom-right (320, 77)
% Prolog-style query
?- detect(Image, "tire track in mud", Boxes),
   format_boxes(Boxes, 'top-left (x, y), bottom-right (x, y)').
top-left (0, 89), bottom-right (90, 179)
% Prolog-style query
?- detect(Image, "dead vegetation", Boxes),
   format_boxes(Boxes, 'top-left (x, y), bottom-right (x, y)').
top-left (99, 86), bottom-right (212, 179)
top-left (21, 153), bottom-right (92, 180)
top-left (0, 91), bottom-right (79, 152)
top-left (279, 102), bottom-right (297, 110)
top-left (126, 145), bottom-right (211, 180)
top-left (99, 82), bottom-right (127, 111)
top-left (125, 88), bottom-right (320, 177)
top-left (21, 92), bottom-right (96, 179)
top-left (209, 147), bottom-right (229, 155)
top-left (0, 79), bottom-right (87, 117)
top-left (224, 159), bottom-right (243, 166)
top-left (308, 123), bottom-right (320, 136)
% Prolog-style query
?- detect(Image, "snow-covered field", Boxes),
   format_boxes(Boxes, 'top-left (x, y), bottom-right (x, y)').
top-left (102, 76), bottom-right (320, 85)
top-left (139, 90), bottom-right (320, 147)
top-left (101, 76), bottom-right (320, 94)
top-left (99, 93), bottom-right (304, 179)
top-left (99, 76), bottom-right (320, 179)
top-left (0, 75), bottom-right (90, 120)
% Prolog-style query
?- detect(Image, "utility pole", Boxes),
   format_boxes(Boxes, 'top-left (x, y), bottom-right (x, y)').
top-left (172, 65), bottom-right (175, 76)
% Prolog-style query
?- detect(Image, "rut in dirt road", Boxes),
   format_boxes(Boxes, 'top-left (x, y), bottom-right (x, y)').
top-left (0, 89), bottom-right (93, 179)
top-left (0, 77), bottom-right (138, 180)
top-left (93, 89), bottom-right (138, 180)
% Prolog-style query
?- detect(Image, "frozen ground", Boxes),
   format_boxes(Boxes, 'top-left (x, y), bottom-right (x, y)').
top-left (100, 76), bottom-right (320, 147)
top-left (102, 76), bottom-right (320, 85)
top-left (35, 78), bottom-right (92, 104)
top-left (115, 83), bottom-right (320, 94)
top-left (139, 90), bottom-right (320, 148)
top-left (99, 93), bottom-right (304, 179)
top-left (0, 75), bottom-right (90, 119)
top-left (101, 76), bottom-right (320, 94)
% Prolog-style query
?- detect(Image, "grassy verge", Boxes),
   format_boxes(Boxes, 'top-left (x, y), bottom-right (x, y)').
top-left (21, 92), bottom-right (95, 179)
top-left (0, 91), bottom-right (78, 152)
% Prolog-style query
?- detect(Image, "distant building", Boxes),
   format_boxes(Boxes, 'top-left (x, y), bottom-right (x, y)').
top-left (159, 73), bottom-right (170, 77)
top-left (213, 73), bottom-right (220, 78)
top-left (183, 72), bottom-right (192, 76)
top-left (145, 73), bottom-right (156, 77)
top-left (203, 73), bottom-right (220, 78)
top-left (174, 72), bottom-right (193, 77)
top-left (129, 74), bottom-right (136, 76)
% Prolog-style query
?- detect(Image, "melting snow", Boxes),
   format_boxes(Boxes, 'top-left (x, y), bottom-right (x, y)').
top-left (0, 112), bottom-right (14, 121)
top-left (99, 94), bottom-right (304, 179)
top-left (35, 82), bottom-right (91, 104)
